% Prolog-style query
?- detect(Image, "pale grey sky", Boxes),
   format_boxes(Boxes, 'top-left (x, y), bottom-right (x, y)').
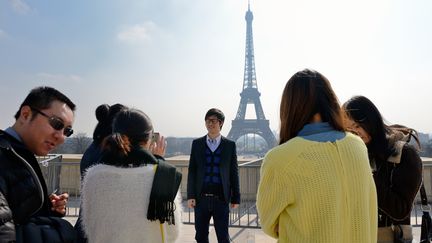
top-left (1, 0), bottom-right (431, 138)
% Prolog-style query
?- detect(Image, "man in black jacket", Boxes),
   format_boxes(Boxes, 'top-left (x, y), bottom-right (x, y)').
top-left (0, 86), bottom-right (75, 242)
top-left (187, 108), bottom-right (240, 243)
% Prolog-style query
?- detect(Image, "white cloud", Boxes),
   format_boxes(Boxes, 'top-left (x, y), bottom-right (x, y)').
top-left (117, 22), bottom-right (157, 43)
top-left (9, 0), bottom-right (31, 14)
top-left (36, 73), bottom-right (83, 84)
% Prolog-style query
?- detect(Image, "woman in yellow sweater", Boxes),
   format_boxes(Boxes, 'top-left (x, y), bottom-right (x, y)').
top-left (257, 69), bottom-right (377, 243)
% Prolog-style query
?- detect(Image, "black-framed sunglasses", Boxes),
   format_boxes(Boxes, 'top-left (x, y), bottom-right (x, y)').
top-left (30, 107), bottom-right (74, 137)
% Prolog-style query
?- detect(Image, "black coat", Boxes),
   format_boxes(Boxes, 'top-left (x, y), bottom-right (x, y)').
top-left (0, 190), bottom-right (15, 242)
top-left (375, 143), bottom-right (423, 226)
top-left (187, 136), bottom-right (240, 204)
top-left (0, 131), bottom-right (61, 241)
top-left (79, 142), bottom-right (103, 177)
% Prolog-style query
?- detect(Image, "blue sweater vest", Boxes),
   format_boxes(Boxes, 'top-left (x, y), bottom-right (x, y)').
top-left (201, 145), bottom-right (223, 197)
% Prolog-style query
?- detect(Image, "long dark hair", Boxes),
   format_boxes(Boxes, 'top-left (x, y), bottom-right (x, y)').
top-left (343, 96), bottom-right (390, 160)
top-left (101, 108), bottom-right (153, 166)
top-left (342, 95), bottom-right (421, 161)
top-left (279, 69), bottom-right (344, 144)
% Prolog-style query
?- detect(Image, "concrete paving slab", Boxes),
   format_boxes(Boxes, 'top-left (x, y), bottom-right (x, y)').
top-left (64, 216), bottom-right (422, 243)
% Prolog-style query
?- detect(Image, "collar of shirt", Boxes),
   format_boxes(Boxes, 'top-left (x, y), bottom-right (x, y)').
top-left (4, 127), bottom-right (23, 142)
top-left (206, 134), bottom-right (221, 148)
top-left (297, 122), bottom-right (345, 142)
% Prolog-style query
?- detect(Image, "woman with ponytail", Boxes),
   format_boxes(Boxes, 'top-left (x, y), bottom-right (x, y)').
top-left (80, 107), bottom-right (182, 243)
top-left (75, 103), bottom-right (125, 243)
top-left (79, 103), bottom-right (126, 177)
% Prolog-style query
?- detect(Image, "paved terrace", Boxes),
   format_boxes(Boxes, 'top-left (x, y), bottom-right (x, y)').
top-left (64, 216), bottom-right (423, 242)
top-left (65, 216), bottom-right (277, 242)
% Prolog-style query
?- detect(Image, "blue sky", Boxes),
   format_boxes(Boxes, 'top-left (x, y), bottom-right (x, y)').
top-left (1, 0), bottom-right (431, 138)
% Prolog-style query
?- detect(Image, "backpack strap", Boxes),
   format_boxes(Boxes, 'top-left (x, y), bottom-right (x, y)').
top-left (420, 182), bottom-right (430, 210)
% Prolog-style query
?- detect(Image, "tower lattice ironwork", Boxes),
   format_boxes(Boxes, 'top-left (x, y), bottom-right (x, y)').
top-left (227, 3), bottom-right (276, 150)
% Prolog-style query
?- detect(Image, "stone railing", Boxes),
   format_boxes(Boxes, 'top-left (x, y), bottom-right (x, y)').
top-left (38, 155), bottom-right (432, 227)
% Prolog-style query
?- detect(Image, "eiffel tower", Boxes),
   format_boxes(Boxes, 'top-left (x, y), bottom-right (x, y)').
top-left (227, 3), bottom-right (276, 151)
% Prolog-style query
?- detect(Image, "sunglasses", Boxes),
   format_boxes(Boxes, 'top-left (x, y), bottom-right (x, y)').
top-left (31, 107), bottom-right (74, 137)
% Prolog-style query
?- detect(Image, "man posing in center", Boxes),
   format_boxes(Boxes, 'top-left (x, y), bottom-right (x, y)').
top-left (187, 108), bottom-right (240, 243)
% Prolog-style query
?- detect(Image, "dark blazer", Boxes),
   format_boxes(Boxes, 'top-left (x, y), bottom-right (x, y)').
top-left (187, 136), bottom-right (240, 204)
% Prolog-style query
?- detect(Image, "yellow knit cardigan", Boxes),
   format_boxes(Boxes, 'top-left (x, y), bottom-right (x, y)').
top-left (257, 133), bottom-right (377, 243)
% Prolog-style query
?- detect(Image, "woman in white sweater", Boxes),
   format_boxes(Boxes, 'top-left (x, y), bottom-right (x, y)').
top-left (81, 107), bottom-right (182, 243)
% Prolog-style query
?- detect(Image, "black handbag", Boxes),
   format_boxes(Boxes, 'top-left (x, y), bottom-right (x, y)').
top-left (16, 216), bottom-right (77, 243)
top-left (420, 183), bottom-right (432, 243)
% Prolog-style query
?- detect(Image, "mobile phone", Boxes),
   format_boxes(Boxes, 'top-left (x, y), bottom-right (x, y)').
top-left (152, 132), bottom-right (160, 143)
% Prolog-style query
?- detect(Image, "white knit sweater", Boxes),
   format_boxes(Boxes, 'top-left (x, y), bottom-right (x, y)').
top-left (81, 164), bottom-right (181, 243)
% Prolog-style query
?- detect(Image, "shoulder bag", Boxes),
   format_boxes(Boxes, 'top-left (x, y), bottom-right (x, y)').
top-left (420, 183), bottom-right (432, 243)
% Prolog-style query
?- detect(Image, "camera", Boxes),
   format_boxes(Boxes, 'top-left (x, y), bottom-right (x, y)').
top-left (152, 132), bottom-right (160, 143)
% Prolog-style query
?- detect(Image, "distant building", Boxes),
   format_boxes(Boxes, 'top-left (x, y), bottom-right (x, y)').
top-left (165, 137), bottom-right (194, 157)
top-left (419, 132), bottom-right (430, 145)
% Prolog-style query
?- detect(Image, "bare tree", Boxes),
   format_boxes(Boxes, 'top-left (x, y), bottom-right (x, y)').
top-left (72, 132), bottom-right (92, 154)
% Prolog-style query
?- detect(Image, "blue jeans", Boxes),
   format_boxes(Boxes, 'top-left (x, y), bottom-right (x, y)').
top-left (194, 196), bottom-right (230, 243)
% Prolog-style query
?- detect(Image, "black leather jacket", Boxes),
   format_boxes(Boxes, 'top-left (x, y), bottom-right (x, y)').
top-left (0, 131), bottom-right (61, 242)
top-left (375, 143), bottom-right (423, 227)
top-left (0, 190), bottom-right (15, 242)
